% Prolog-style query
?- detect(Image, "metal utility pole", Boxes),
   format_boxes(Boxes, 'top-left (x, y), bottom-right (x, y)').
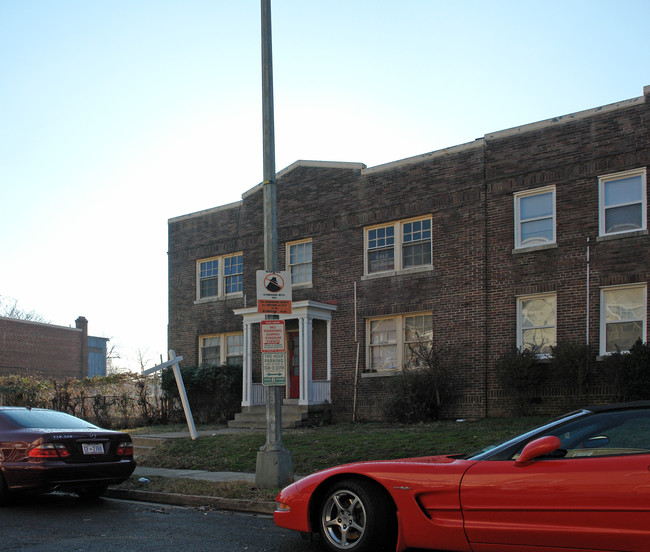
top-left (255, 0), bottom-right (293, 489)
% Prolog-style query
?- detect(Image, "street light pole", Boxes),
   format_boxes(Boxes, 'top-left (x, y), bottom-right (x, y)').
top-left (255, 0), bottom-right (293, 489)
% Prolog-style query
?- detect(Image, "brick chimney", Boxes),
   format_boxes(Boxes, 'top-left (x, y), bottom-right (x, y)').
top-left (75, 317), bottom-right (88, 378)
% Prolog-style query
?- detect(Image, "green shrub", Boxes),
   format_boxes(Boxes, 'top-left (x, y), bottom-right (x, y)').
top-left (161, 364), bottom-right (242, 424)
top-left (496, 347), bottom-right (545, 415)
top-left (384, 348), bottom-right (455, 423)
top-left (602, 340), bottom-right (650, 401)
top-left (550, 341), bottom-right (593, 409)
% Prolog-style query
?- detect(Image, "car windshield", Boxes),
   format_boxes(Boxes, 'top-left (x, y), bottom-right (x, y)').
top-left (466, 410), bottom-right (587, 461)
top-left (0, 409), bottom-right (99, 430)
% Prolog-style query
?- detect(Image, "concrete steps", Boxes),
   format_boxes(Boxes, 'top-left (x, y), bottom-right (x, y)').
top-left (228, 404), bottom-right (328, 429)
top-left (131, 436), bottom-right (170, 459)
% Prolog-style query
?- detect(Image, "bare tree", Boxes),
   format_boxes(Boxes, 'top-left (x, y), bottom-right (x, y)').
top-left (0, 296), bottom-right (50, 323)
top-left (134, 347), bottom-right (152, 372)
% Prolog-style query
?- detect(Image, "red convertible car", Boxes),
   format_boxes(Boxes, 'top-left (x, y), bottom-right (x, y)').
top-left (274, 402), bottom-right (650, 552)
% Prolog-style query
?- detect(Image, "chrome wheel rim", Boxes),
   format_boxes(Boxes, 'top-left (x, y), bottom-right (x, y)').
top-left (321, 488), bottom-right (367, 549)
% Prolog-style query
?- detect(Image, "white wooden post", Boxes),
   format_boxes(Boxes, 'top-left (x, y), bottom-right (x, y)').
top-left (142, 349), bottom-right (197, 440)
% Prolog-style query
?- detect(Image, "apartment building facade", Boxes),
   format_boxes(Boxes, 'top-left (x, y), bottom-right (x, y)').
top-left (168, 85), bottom-right (650, 420)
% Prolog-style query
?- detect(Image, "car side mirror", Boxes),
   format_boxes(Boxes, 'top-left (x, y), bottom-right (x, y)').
top-left (515, 435), bottom-right (562, 466)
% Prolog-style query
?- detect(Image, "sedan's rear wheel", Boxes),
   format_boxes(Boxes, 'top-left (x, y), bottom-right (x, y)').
top-left (0, 475), bottom-right (10, 507)
top-left (319, 479), bottom-right (395, 552)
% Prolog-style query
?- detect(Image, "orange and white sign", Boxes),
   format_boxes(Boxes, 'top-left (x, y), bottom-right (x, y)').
top-left (256, 270), bottom-right (292, 314)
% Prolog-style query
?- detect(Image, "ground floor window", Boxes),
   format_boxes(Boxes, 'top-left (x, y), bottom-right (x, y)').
top-left (601, 284), bottom-right (646, 355)
top-left (517, 293), bottom-right (556, 356)
top-left (199, 332), bottom-right (244, 367)
top-left (366, 313), bottom-right (432, 373)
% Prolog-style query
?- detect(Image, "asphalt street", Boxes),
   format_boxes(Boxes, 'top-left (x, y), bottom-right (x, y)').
top-left (1, 492), bottom-right (318, 552)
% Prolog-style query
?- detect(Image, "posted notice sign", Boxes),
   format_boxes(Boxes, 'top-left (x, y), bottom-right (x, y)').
top-left (261, 320), bottom-right (286, 353)
top-left (256, 270), bottom-right (292, 314)
top-left (262, 352), bottom-right (287, 386)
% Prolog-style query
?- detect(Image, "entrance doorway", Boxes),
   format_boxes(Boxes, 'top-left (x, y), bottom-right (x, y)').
top-left (287, 331), bottom-right (300, 399)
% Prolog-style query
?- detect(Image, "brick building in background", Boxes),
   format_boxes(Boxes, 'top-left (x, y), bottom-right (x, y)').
top-left (168, 85), bottom-right (650, 422)
top-left (0, 316), bottom-right (107, 379)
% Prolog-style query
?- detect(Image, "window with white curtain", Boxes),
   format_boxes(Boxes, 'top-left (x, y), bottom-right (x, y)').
top-left (600, 285), bottom-right (646, 355)
top-left (517, 294), bottom-right (556, 355)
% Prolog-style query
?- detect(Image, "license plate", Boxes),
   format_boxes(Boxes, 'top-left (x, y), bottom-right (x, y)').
top-left (82, 443), bottom-right (104, 455)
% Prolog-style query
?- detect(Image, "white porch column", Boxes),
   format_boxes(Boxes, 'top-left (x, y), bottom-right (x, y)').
top-left (327, 318), bottom-right (332, 381)
top-left (299, 316), bottom-right (313, 406)
top-left (241, 321), bottom-right (253, 407)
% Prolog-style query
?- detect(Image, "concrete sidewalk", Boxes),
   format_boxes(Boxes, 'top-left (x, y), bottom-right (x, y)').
top-left (105, 427), bottom-right (276, 513)
top-left (106, 466), bottom-right (274, 514)
top-left (133, 465), bottom-right (256, 483)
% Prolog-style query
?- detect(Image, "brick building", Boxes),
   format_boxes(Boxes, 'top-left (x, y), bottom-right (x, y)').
top-left (168, 85), bottom-right (650, 422)
top-left (0, 316), bottom-right (107, 379)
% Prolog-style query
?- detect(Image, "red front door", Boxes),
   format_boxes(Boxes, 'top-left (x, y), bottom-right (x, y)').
top-left (288, 331), bottom-right (300, 399)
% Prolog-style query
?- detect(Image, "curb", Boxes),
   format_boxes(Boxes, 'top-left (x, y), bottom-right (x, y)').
top-left (105, 488), bottom-right (275, 515)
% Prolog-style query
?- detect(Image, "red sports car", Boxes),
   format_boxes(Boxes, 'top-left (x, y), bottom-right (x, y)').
top-left (0, 407), bottom-right (136, 504)
top-left (275, 401), bottom-right (650, 552)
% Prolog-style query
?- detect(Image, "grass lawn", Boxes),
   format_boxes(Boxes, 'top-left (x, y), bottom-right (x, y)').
top-left (131, 417), bottom-right (547, 475)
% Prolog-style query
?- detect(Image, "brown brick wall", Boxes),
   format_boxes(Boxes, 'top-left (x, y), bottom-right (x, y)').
top-left (485, 93), bottom-right (650, 415)
top-left (0, 317), bottom-right (88, 379)
top-left (168, 87), bottom-right (650, 420)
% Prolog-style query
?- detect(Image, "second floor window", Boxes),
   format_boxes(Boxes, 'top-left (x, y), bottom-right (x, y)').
top-left (514, 187), bottom-right (555, 249)
top-left (287, 239), bottom-right (312, 285)
top-left (365, 217), bottom-right (432, 275)
top-left (197, 253), bottom-right (243, 300)
top-left (599, 168), bottom-right (647, 236)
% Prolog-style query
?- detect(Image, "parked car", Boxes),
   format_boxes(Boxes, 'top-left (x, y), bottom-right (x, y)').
top-left (0, 407), bottom-right (136, 504)
top-left (275, 401), bottom-right (650, 552)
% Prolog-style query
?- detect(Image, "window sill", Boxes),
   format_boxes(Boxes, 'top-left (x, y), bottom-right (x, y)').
top-left (194, 293), bottom-right (243, 305)
top-left (597, 229), bottom-right (648, 242)
top-left (291, 282), bottom-right (313, 290)
top-left (512, 243), bottom-right (557, 255)
top-left (361, 370), bottom-right (401, 378)
top-left (362, 265), bottom-right (433, 281)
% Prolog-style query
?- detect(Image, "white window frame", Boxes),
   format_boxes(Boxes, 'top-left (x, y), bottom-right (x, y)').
top-left (366, 312), bottom-right (432, 373)
top-left (199, 332), bottom-right (244, 367)
top-left (599, 168), bottom-right (647, 237)
top-left (196, 252), bottom-right (243, 301)
top-left (364, 216), bottom-right (432, 276)
top-left (516, 293), bottom-right (557, 356)
top-left (286, 238), bottom-right (312, 287)
top-left (600, 284), bottom-right (647, 356)
top-left (514, 186), bottom-right (556, 249)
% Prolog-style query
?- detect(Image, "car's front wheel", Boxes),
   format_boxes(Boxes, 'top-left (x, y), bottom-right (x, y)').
top-left (319, 479), bottom-right (395, 552)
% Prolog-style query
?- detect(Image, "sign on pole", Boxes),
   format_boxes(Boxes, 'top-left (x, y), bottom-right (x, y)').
top-left (261, 319), bottom-right (286, 352)
top-left (261, 319), bottom-right (286, 386)
top-left (142, 350), bottom-right (197, 440)
top-left (262, 352), bottom-right (287, 386)
top-left (256, 270), bottom-right (292, 314)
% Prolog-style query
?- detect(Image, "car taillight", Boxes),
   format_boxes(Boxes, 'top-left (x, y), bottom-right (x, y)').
top-left (28, 443), bottom-right (71, 459)
top-left (116, 442), bottom-right (133, 457)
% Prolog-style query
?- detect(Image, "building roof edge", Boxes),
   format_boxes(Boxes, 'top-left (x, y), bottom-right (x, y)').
top-left (168, 200), bottom-right (243, 224)
top-left (486, 93), bottom-right (646, 140)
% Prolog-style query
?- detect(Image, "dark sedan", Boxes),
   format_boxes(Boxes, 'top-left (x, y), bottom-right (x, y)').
top-left (0, 407), bottom-right (136, 504)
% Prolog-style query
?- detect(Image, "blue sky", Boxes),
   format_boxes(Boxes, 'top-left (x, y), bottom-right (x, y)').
top-left (1, 0), bottom-right (649, 370)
